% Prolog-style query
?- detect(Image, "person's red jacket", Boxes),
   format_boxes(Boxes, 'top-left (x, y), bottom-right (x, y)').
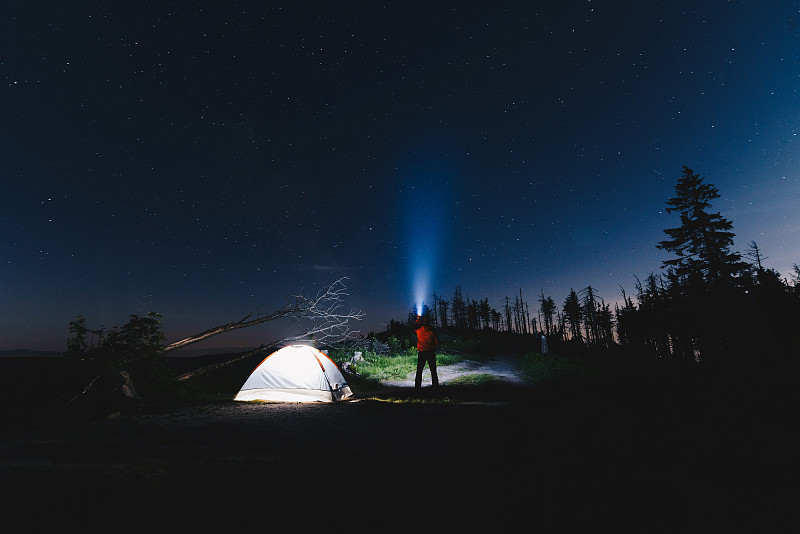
top-left (415, 325), bottom-right (439, 352)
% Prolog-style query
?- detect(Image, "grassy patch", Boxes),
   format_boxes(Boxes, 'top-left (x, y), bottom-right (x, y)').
top-left (434, 353), bottom-right (465, 366)
top-left (351, 352), bottom-right (417, 380)
top-left (447, 373), bottom-right (505, 386)
top-left (329, 349), bottom-right (468, 382)
top-left (364, 395), bottom-right (455, 404)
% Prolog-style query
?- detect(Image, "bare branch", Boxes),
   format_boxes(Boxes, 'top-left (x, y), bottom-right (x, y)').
top-left (162, 277), bottom-right (364, 354)
top-left (276, 277), bottom-right (365, 346)
top-left (174, 345), bottom-right (272, 381)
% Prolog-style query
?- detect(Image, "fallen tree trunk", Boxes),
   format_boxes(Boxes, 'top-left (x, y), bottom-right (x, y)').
top-left (162, 277), bottom-right (363, 355)
top-left (163, 278), bottom-right (363, 381)
top-left (162, 308), bottom-right (293, 353)
top-left (174, 345), bottom-right (271, 381)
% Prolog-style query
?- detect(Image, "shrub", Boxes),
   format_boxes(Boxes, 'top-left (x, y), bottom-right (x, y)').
top-left (387, 336), bottom-right (402, 355)
top-left (66, 312), bottom-right (176, 401)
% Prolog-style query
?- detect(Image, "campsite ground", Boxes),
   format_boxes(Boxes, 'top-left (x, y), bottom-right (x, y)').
top-left (1, 355), bottom-right (798, 532)
top-left (381, 353), bottom-right (527, 387)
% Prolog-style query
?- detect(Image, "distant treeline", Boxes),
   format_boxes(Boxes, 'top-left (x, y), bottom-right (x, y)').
top-left (386, 166), bottom-right (800, 364)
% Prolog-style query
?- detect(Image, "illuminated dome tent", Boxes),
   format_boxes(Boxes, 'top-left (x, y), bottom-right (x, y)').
top-left (234, 345), bottom-right (353, 403)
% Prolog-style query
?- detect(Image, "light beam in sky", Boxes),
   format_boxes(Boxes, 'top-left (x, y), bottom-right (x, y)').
top-left (402, 154), bottom-right (452, 317)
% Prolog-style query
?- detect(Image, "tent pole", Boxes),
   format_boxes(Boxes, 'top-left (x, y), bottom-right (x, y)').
top-left (313, 353), bottom-right (337, 402)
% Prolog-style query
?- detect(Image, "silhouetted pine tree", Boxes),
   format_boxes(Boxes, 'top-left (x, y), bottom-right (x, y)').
top-left (563, 289), bottom-right (582, 342)
top-left (451, 286), bottom-right (467, 329)
top-left (539, 291), bottom-right (556, 336)
top-left (657, 166), bottom-right (745, 288)
top-left (580, 286), bottom-right (601, 346)
top-left (431, 292), bottom-right (440, 327)
top-left (478, 298), bottom-right (491, 330)
top-left (438, 299), bottom-right (449, 328)
top-left (597, 300), bottom-right (614, 348)
top-left (490, 308), bottom-right (503, 331)
top-left (554, 309), bottom-right (566, 343)
top-left (467, 298), bottom-right (480, 330)
top-left (614, 288), bottom-right (637, 347)
top-left (741, 249), bottom-right (800, 353)
top-left (656, 167), bottom-right (751, 362)
top-left (503, 296), bottom-right (513, 332)
top-left (745, 241), bottom-right (767, 273)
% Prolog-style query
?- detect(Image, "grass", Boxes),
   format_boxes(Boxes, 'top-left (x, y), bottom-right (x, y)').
top-left (330, 348), bottom-right (470, 382)
top-left (350, 352), bottom-right (417, 380)
top-left (364, 395), bottom-right (456, 404)
top-left (447, 373), bottom-right (506, 386)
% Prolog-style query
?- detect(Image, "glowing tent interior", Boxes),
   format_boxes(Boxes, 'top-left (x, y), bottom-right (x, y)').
top-left (234, 345), bottom-right (353, 403)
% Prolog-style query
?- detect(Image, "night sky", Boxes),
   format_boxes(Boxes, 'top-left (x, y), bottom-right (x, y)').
top-left (3, 1), bottom-right (799, 351)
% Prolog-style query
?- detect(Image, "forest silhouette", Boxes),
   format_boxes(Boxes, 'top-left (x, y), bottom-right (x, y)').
top-left (387, 166), bottom-right (800, 366)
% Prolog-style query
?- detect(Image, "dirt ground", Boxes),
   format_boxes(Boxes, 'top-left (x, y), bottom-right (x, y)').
top-left (1, 356), bottom-right (797, 532)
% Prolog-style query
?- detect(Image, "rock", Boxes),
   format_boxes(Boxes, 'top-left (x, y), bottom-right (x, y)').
top-left (118, 371), bottom-right (141, 401)
top-left (341, 361), bottom-right (360, 376)
top-left (63, 368), bottom-right (143, 422)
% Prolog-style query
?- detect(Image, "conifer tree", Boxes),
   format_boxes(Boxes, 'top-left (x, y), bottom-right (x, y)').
top-left (562, 289), bottom-right (582, 342)
top-left (451, 286), bottom-right (467, 329)
top-left (539, 291), bottom-right (556, 336)
top-left (478, 298), bottom-right (491, 330)
top-left (657, 166), bottom-right (744, 286)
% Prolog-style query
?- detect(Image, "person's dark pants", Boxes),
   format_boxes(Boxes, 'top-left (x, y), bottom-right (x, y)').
top-left (415, 350), bottom-right (439, 388)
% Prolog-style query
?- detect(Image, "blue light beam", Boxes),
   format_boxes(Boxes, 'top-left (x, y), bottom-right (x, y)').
top-left (401, 157), bottom-right (452, 316)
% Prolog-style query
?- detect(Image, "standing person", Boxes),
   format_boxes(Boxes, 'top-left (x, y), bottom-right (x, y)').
top-left (414, 314), bottom-right (440, 389)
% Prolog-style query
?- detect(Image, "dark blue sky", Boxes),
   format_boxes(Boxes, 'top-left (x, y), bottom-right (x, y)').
top-left (2, 1), bottom-right (799, 351)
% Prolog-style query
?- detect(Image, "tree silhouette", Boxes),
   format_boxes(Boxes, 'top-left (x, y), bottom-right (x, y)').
top-left (563, 289), bottom-right (582, 341)
top-left (745, 240), bottom-right (767, 273)
top-left (448, 286), bottom-right (463, 328)
top-left (539, 291), bottom-right (556, 336)
top-left (438, 298), bottom-right (449, 328)
top-left (657, 166), bottom-right (744, 287)
top-left (478, 298), bottom-right (491, 330)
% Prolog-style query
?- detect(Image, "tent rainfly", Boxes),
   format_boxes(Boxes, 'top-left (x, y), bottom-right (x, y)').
top-left (234, 345), bottom-right (353, 403)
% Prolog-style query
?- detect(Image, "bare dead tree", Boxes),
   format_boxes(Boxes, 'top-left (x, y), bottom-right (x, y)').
top-left (746, 240), bottom-right (768, 272)
top-left (164, 277), bottom-right (364, 354)
top-left (169, 278), bottom-right (364, 381)
top-left (277, 278), bottom-right (366, 346)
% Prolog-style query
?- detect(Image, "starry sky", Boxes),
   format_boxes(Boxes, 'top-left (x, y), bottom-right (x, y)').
top-left (2, 1), bottom-right (799, 351)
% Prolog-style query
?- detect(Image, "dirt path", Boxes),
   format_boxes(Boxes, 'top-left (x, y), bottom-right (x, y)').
top-left (380, 353), bottom-right (527, 387)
